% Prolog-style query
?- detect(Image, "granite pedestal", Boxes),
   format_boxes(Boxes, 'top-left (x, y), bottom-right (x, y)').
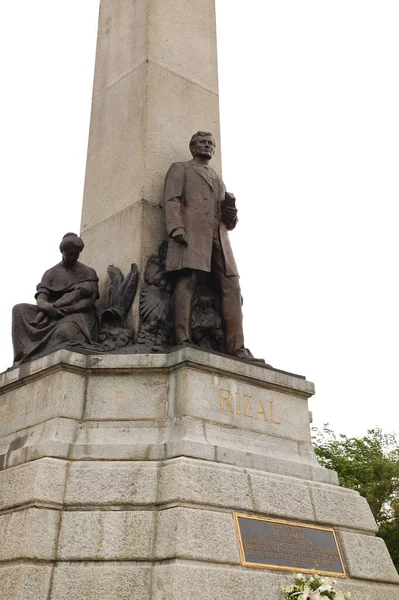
top-left (0, 348), bottom-right (398, 599)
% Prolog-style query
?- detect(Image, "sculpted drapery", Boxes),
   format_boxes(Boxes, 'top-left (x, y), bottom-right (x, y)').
top-left (164, 160), bottom-right (239, 275)
top-left (12, 233), bottom-right (99, 365)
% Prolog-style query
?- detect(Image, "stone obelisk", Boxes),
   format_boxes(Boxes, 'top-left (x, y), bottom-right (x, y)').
top-left (80, 0), bottom-right (221, 307)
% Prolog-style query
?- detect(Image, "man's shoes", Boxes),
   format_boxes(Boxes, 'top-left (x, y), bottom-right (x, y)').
top-left (230, 348), bottom-right (271, 366)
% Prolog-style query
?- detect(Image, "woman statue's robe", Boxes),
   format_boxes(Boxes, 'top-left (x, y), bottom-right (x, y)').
top-left (12, 261), bottom-right (99, 365)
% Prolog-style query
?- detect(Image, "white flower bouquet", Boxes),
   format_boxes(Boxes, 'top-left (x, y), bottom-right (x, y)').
top-left (281, 573), bottom-right (351, 600)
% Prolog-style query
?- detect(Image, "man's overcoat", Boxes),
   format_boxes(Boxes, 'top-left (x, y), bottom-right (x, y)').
top-left (163, 161), bottom-right (239, 276)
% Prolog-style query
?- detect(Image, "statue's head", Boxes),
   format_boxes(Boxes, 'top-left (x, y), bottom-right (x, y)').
top-left (189, 131), bottom-right (215, 160)
top-left (59, 232), bottom-right (84, 266)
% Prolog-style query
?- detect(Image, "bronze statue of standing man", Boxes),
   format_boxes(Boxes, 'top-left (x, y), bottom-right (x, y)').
top-left (163, 131), bottom-right (254, 361)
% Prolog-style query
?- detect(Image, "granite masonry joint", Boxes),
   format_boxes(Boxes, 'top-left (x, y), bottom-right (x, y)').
top-left (0, 503), bottom-right (63, 516)
top-left (335, 525), bottom-right (379, 536)
top-left (92, 59), bottom-right (219, 101)
top-left (150, 60), bottom-right (219, 96)
top-left (0, 417), bottom-right (84, 440)
top-left (0, 349), bottom-right (314, 396)
top-left (92, 61), bottom-right (147, 99)
top-left (168, 361), bottom-right (312, 399)
top-left (202, 421), bottom-right (310, 444)
top-left (0, 558), bottom-right (56, 567)
top-left (0, 363), bottom-right (84, 394)
top-left (47, 459), bottom-right (71, 600)
top-left (62, 505), bottom-right (159, 512)
top-left (80, 199), bottom-right (163, 234)
top-left (0, 501), bottom-right (373, 538)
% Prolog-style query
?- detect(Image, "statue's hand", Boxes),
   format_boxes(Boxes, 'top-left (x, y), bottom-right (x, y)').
top-left (37, 300), bottom-right (59, 319)
top-left (31, 312), bottom-right (47, 326)
top-left (46, 304), bottom-right (60, 318)
top-left (54, 306), bottom-right (68, 317)
top-left (223, 206), bottom-right (237, 220)
top-left (171, 227), bottom-right (188, 246)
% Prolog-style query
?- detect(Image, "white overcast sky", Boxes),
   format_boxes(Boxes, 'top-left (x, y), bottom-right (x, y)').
top-left (0, 1), bottom-right (398, 438)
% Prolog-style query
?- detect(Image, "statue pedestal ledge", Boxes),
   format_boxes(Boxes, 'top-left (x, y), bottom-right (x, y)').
top-left (0, 349), bottom-right (398, 600)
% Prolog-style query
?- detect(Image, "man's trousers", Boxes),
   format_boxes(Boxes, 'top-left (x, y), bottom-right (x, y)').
top-left (173, 224), bottom-right (245, 356)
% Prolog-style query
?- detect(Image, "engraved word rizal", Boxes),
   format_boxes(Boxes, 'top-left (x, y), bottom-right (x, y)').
top-left (219, 388), bottom-right (281, 424)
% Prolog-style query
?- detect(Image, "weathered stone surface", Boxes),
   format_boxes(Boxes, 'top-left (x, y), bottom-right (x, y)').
top-left (151, 563), bottom-right (399, 600)
top-left (83, 347), bottom-right (313, 392)
top-left (0, 458), bottom-right (67, 510)
top-left (156, 507), bottom-right (241, 564)
top-left (59, 457), bottom-right (366, 537)
top-left (0, 348), bottom-right (398, 597)
top-left (70, 421), bottom-right (166, 461)
top-left (163, 417), bottom-right (337, 482)
top-left (50, 563), bottom-right (151, 600)
top-left (0, 370), bottom-right (85, 438)
top-left (165, 437), bottom-right (217, 463)
top-left (151, 563), bottom-right (288, 600)
top-left (0, 564), bottom-right (52, 600)
top-left (203, 418), bottom-right (331, 480)
top-left (58, 511), bottom-right (155, 560)
top-left (249, 470), bottom-right (314, 521)
top-left (91, 0), bottom-right (148, 98)
top-left (169, 366), bottom-right (312, 442)
top-left (158, 458), bottom-right (253, 511)
top-left (0, 350), bottom-right (86, 387)
top-left (336, 579), bottom-right (399, 600)
top-left (0, 418), bottom-right (77, 471)
top-left (0, 347), bottom-right (314, 397)
top-left (338, 531), bottom-right (399, 583)
top-left (65, 461), bottom-right (158, 505)
top-left (158, 457), bottom-right (330, 519)
top-left (85, 372), bottom-right (168, 421)
top-left (206, 419), bottom-right (306, 459)
top-left (148, 0), bottom-right (219, 94)
top-left (0, 348), bottom-right (326, 482)
top-left (80, 202), bottom-right (164, 308)
top-left (91, 0), bottom-right (219, 114)
top-left (82, 63), bottom-right (149, 231)
top-left (309, 483), bottom-right (378, 532)
top-left (0, 508), bottom-right (59, 561)
top-left (9, 560), bottom-right (395, 600)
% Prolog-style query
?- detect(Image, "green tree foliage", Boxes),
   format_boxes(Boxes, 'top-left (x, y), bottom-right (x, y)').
top-left (379, 503), bottom-right (399, 569)
top-left (312, 426), bottom-right (399, 572)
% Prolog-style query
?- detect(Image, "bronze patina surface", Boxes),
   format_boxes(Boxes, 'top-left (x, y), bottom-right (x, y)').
top-left (234, 513), bottom-right (346, 577)
top-left (12, 233), bottom-right (99, 365)
top-left (164, 131), bottom-right (260, 362)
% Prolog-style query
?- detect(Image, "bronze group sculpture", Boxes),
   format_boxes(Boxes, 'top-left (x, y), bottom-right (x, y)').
top-left (12, 233), bottom-right (99, 365)
top-left (11, 235), bottom-right (141, 365)
top-left (10, 136), bottom-right (265, 366)
top-left (164, 131), bottom-right (255, 361)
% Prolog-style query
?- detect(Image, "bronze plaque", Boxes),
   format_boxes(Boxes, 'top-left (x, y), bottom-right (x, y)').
top-left (234, 514), bottom-right (346, 577)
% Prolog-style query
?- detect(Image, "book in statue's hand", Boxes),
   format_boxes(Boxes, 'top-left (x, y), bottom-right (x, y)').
top-left (223, 192), bottom-right (236, 208)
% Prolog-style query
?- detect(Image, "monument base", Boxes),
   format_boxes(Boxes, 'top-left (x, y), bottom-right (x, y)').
top-left (0, 349), bottom-right (398, 599)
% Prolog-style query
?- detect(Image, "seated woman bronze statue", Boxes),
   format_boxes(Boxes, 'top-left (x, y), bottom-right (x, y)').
top-left (12, 233), bottom-right (99, 365)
